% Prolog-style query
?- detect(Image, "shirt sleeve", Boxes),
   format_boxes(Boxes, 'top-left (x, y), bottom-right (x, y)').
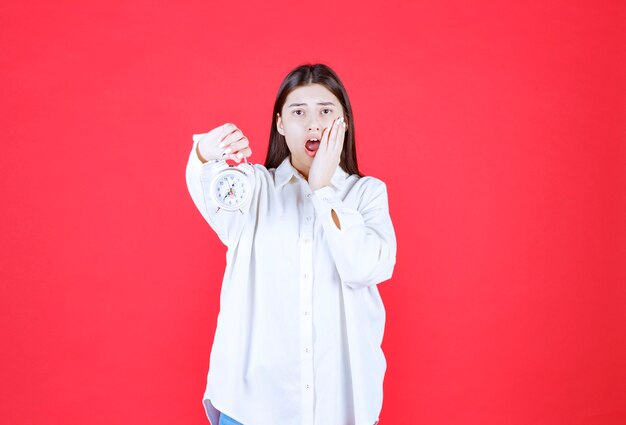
top-left (310, 178), bottom-right (397, 289)
top-left (185, 135), bottom-right (255, 248)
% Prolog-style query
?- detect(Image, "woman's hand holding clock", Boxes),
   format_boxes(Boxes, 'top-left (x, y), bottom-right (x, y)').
top-left (197, 123), bottom-right (253, 163)
top-left (308, 116), bottom-right (347, 191)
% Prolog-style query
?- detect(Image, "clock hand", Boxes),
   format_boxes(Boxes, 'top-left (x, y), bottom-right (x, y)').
top-left (223, 187), bottom-right (236, 201)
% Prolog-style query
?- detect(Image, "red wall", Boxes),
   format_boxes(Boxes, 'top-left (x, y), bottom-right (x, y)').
top-left (1, 1), bottom-right (624, 424)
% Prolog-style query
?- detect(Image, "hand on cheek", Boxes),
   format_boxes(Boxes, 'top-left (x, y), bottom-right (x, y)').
top-left (308, 116), bottom-right (346, 191)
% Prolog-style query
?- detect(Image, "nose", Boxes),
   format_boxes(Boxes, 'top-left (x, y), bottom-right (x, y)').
top-left (307, 115), bottom-right (321, 131)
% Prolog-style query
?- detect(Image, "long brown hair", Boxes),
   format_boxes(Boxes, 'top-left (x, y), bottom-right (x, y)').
top-left (264, 63), bottom-right (362, 177)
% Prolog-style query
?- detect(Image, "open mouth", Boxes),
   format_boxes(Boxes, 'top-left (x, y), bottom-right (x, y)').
top-left (304, 138), bottom-right (320, 156)
top-left (305, 139), bottom-right (320, 153)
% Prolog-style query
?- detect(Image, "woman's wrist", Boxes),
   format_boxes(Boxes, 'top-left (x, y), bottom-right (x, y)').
top-left (309, 180), bottom-right (331, 191)
top-left (196, 143), bottom-right (210, 163)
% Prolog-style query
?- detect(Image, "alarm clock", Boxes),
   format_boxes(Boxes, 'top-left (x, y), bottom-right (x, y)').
top-left (208, 159), bottom-right (255, 214)
top-left (193, 132), bottom-right (255, 214)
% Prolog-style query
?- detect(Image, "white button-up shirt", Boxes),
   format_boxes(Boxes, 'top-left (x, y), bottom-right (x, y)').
top-left (185, 136), bottom-right (397, 425)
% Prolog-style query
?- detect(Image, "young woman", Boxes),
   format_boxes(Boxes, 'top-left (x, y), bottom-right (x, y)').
top-left (186, 63), bottom-right (397, 425)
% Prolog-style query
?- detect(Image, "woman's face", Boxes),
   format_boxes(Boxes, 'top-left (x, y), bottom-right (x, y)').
top-left (276, 83), bottom-right (345, 177)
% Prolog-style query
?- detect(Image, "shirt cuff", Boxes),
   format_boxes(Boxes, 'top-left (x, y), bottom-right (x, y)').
top-left (311, 185), bottom-right (365, 232)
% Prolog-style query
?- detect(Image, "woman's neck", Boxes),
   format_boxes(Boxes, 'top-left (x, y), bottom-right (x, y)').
top-left (290, 157), bottom-right (310, 180)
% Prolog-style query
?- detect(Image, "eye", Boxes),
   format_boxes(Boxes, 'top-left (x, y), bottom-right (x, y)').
top-left (322, 108), bottom-right (333, 114)
top-left (293, 109), bottom-right (304, 116)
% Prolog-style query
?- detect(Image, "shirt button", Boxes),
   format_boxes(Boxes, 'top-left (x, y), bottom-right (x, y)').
top-left (303, 273), bottom-right (309, 279)
top-left (306, 193), bottom-right (312, 198)
top-left (304, 239), bottom-right (310, 244)
top-left (305, 384), bottom-right (311, 389)
top-left (303, 310), bottom-right (310, 316)
top-left (323, 197), bottom-right (329, 201)
top-left (305, 216), bottom-right (312, 222)
top-left (305, 347), bottom-right (311, 353)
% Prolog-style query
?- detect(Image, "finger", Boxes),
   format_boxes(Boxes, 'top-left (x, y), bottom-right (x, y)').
top-left (319, 127), bottom-right (329, 153)
top-left (327, 117), bottom-right (341, 151)
top-left (334, 118), bottom-right (346, 155)
top-left (223, 153), bottom-right (240, 162)
top-left (221, 138), bottom-right (248, 159)
top-left (328, 119), bottom-right (343, 162)
top-left (234, 146), bottom-right (252, 159)
top-left (216, 123), bottom-right (234, 142)
top-left (226, 137), bottom-right (249, 153)
top-left (219, 128), bottom-right (244, 147)
top-left (320, 118), bottom-right (338, 152)
top-left (224, 146), bottom-right (252, 162)
top-left (217, 123), bottom-right (240, 145)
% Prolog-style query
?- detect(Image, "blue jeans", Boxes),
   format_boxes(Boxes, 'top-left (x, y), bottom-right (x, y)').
top-left (219, 412), bottom-right (244, 425)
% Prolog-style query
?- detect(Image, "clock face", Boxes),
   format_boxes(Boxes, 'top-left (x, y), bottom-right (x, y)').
top-left (213, 170), bottom-right (249, 209)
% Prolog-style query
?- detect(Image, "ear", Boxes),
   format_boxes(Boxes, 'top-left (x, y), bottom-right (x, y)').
top-left (276, 113), bottom-right (284, 136)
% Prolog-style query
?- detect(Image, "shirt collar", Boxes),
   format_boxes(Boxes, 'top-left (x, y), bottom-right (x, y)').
top-left (274, 156), bottom-right (349, 190)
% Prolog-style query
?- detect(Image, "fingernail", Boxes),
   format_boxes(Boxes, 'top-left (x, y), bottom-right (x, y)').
top-left (218, 141), bottom-right (226, 148)
top-left (236, 152), bottom-right (243, 158)
top-left (224, 148), bottom-right (232, 154)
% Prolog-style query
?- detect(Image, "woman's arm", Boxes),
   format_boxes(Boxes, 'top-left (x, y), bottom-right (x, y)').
top-left (185, 135), bottom-right (256, 248)
top-left (311, 177), bottom-right (397, 289)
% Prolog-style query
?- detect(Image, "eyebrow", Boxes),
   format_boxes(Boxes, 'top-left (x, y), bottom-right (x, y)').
top-left (287, 101), bottom-right (336, 108)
